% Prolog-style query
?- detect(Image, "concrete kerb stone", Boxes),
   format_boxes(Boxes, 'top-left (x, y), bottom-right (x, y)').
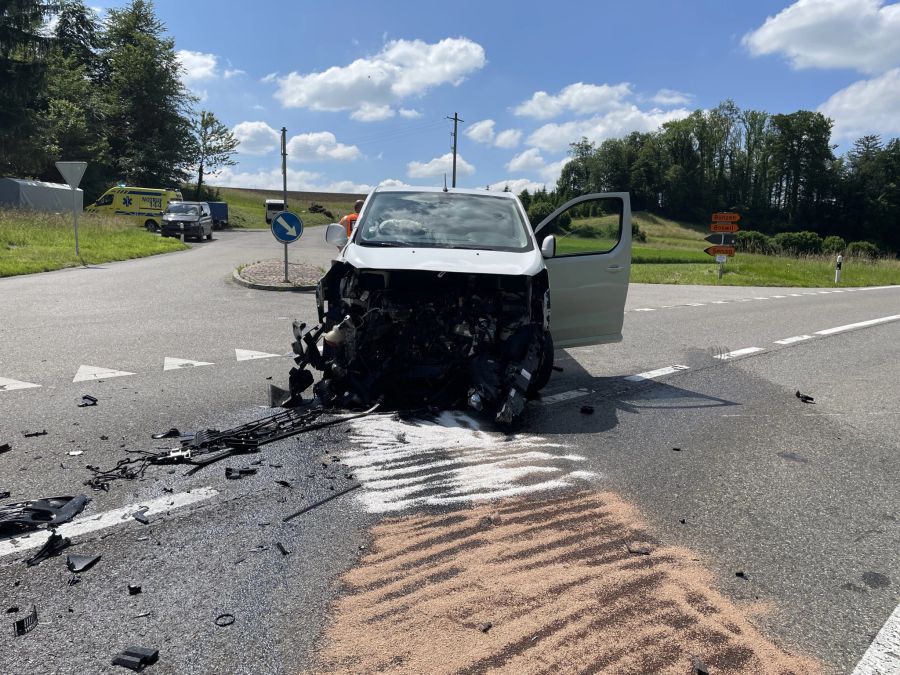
top-left (232, 268), bottom-right (317, 292)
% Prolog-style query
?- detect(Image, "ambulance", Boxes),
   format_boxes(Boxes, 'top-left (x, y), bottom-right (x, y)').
top-left (86, 186), bottom-right (183, 231)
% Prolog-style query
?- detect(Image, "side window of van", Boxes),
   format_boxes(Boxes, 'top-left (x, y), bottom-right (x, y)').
top-left (95, 194), bottom-right (113, 206)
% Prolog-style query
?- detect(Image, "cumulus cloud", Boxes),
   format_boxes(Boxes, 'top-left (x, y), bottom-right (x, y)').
top-left (407, 152), bottom-right (475, 178)
top-left (494, 128), bottom-right (522, 149)
top-left (513, 82), bottom-right (634, 119)
top-left (351, 103), bottom-right (395, 122)
top-left (286, 131), bottom-right (361, 162)
top-left (177, 49), bottom-right (218, 84)
top-left (224, 68), bottom-right (245, 79)
top-left (818, 67), bottom-right (900, 139)
top-left (233, 121), bottom-right (280, 155)
top-left (273, 37), bottom-right (486, 119)
top-left (651, 88), bottom-right (693, 105)
top-left (399, 108), bottom-right (423, 119)
top-left (483, 178), bottom-right (548, 194)
top-left (506, 148), bottom-right (545, 173)
top-left (743, 0), bottom-right (900, 74)
top-left (465, 119), bottom-right (496, 144)
top-left (209, 166), bottom-right (374, 193)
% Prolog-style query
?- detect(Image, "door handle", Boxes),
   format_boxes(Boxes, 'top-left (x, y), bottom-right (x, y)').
top-left (607, 265), bottom-right (624, 272)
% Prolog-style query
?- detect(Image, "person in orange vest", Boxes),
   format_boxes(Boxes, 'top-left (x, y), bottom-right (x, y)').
top-left (340, 199), bottom-right (365, 236)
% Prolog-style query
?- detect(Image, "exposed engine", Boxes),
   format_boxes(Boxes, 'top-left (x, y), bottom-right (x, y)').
top-left (275, 264), bottom-right (552, 426)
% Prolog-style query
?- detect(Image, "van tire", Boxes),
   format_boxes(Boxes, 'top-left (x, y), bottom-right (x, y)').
top-left (528, 331), bottom-right (554, 396)
top-left (145, 220), bottom-right (157, 232)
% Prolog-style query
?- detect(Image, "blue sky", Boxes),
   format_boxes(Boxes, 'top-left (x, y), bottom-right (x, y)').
top-left (99, 0), bottom-right (900, 192)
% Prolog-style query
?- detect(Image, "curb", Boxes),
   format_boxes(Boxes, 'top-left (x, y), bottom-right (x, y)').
top-left (231, 269), bottom-right (317, 292)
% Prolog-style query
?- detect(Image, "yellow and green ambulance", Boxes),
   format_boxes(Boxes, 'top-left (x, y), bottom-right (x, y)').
top-left (86, 186), bottom-right (183, 231)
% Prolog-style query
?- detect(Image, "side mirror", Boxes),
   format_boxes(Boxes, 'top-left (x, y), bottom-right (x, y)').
top-left (325, 223), bottom-right (348, 248)
top-left (541, 235), bottom-right (556, 259)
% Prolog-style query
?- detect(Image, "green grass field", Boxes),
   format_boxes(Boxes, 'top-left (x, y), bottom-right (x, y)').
top-left (215, 187), bottom-right (364, 230)
top-left (1, 208), bottom-right (187, 277)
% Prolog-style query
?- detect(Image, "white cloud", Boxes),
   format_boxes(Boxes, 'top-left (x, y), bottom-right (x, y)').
top-left (513, 82), bottom-right (634, 119)
top-left (177, 50), bottom-right (218, 84)
top-left (286, 131), bottom-right (361, 162)
top-left (377, 178), bottom-right (410, 188)
top-left (252, 104), bottom-right (266, 111)
top-left (209, 166), bottom-right (373, 193)
top-left (527, 107), bottom-right (690, 153)
top-left (407, 152), bottom-right (475, 178)
top-left (466, 119), bottom-right (496, 144)
top-left (274, 37), bottom-right (486, 119)
top-left (818, 67), bottom-right (900, 139)
top-left (506, 148), bottom-right (545, 173)
top-left (484, 179), bottom-right (547, 194)
top-left (743, 0), bottom-right (900, 74)
top-left (232, 121), bottom-right (280, 155)
top-left (224, 68), bottom-right (245, 79)
top-left (494, 128), bottom-right (522, 149)
top-left (651, 88), bottom-right (692, 106)
top-left (399, 108), bottom-right (423, 119)
top-left (261, 72), bottom-right (279, 83)
top-left (351, 103), bottom-right (395, 122)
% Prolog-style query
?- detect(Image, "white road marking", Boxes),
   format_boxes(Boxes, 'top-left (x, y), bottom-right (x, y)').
top-left (345, 411), bottom-right (596, 513)
top-left (774, 335), bottom-right (814, 345)
top-left (625, 364), bottom-right (690, 382)
top-left (633, 308), bottom-right (656, 312)
top-left (0, 487), bottom-right (218, 559)
top-left (712, 300), bottom-right (729, 304)
top-left (235, 348), bottom-right (281, 361)
top-left (754, 297), bottom-right (769, 300)
top-left (788, 293), bottom-right (803, 297)
top-left (815, 315), bottom-right (900, 336)
top-left (851, 602), bottom-right (900, 675)
top-left (163, 357), bottom-right (214, 371)
top-left (0, 377), bottom-right (41, 391)
top-left (857, 284), bottom-right (900, 291)
top-left (73, 364), bottom-right (135, 382)
top-left (685, 302), bottom-right (705, 307)
top-left (540, 388), bottom-right (592, 404)
top-left (714, 347), bottom-right (765, 360)
top-left (771, 295), bottom-right (787, 298)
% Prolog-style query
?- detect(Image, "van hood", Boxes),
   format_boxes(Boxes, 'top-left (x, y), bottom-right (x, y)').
top-left (340, 243), bottom-right (545, 276)
top-left (163, 213), bottom-right (199, 221)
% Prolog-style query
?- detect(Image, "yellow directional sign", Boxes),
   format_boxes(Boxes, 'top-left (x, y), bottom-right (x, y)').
top-left (711, 212), bottom-right (740, 223)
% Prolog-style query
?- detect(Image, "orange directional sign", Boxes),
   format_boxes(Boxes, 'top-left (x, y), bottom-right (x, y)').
top-left (711, 212), bottom-right (740, 222)
top-left (705, 245), bottom-right (735, 257)
top-left (710, 222), bottom-right (740, 233)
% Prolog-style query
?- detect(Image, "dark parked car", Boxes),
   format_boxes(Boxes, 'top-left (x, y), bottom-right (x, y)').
top-left (160, 202), bottom-right (213, 241)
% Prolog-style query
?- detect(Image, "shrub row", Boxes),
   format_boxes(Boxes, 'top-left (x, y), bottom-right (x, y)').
top-left (734, 230), bottom-right (880, 258)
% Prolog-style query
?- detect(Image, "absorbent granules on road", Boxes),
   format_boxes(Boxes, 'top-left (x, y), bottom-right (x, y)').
top-left (312, 490), bottom-right (820, 674)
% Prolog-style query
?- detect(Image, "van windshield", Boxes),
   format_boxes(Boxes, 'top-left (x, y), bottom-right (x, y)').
top-left (267, 202), bottom-right (284, 210)
top-left (167, 204), bottom-right (199, 215)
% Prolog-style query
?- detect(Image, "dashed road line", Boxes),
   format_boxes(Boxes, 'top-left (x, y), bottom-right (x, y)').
top-left (633, 307), bottom-right (655, 312)
top-left (0, 377), bottom-right (41, 391)
top-left (625, 364), bottom-right (690, 382)
top-left (773, 335), bottom-right (814, 345)
top-left (714, 347), bottom-right (765, 360)
top-left (851, 602), bottom-right (900, 675)
top-left (815, 314), bottom-right (900, 336)
top-left (0, 487), bottom-right (218, 559)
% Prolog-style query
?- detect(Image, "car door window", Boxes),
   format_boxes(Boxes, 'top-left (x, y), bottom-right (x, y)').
top-left (535, 197), bottom-right (623, 256)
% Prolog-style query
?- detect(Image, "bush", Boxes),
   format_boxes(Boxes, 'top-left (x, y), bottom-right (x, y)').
top-left (632, 222), bottom-right (646, 242)
top-left (527, 200), bottom-right (555, 227)
top-left (822, 235), bottom-right (846, 254)
top-left (846, 240), bottom-right (879, 260)
top-left (735, 230), bottom-right (774, 254)
top-left (772, 230), bottom-right (823, 255)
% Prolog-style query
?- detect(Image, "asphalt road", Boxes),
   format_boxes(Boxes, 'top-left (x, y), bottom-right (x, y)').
top-left (1, 230), bottom-right (897, 674)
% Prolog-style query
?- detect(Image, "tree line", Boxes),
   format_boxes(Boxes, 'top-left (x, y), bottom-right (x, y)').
top-left (0, 0), bottom-right (237, 202)
top-left (520, 101), bottom-right (898, 255)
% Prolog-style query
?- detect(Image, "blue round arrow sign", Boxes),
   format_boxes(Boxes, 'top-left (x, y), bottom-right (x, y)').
top-left (270, 211), bottom-right (303, 244)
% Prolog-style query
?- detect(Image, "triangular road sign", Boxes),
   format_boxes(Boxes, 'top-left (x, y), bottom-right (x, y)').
top-left (0, 377), bottom-right (41, 391)
top-left (55, 161), bottom-right (87, 188)
top-left (73, 364), bottom-right (135, 382)
top-left (235, 348), bottom-right (281, 361)
top-left (163, 357), bottom-right (214, 371)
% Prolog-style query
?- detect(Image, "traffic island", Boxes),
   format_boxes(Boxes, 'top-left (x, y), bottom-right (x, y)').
top-left (232, 259), bottom-right (322, 291)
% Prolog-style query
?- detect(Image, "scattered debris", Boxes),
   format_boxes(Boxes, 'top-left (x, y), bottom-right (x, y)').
top-left (680, 519), bottom-right (687, 525)
top-left (552, 365), bottom-right (563, 372)
top-left (580, 405), bottom-right (594, 415)
top-left (6, 606), bottom-right (19, 613)
top-left (225, 467), bottom-right (257, 480)
top-left (22, 430), bottom-right (47, 438)
top-left (275, 480), bottom-right (292, 489)
top-left (283, 483), bottom-right (361, 522)
top-left (100, 435), bottom-right (109, 441)
top-left (132, 507), bottom-right (150, 525)
top-left (67, 575), bottom-right (81, 586)
top-left (67, 553), bottom-right (101, 573)
top-left (112, 646), bottom-right (158, 671)
top-left (275, 542), bottom-right (291, 556)
top-left (691, 655), bottom-right (710, 675)
top-left (625, 542), bottom-right (653, 556)
top-left (151, 428), bottom-right (180, 440)
top-left (735, 571), bottom-right (748, 579)
top-left (479, 513), bottom-right (501, 527)
top-left (128, 585), bottom-right (142, 596)
top-left (13, 605), bottom-right (38, 636)
top-left (68, 450), bottom-right (83, 457)
top-left (215, 613), bottom-right (235, 627)
top-left (0, 495), bottom-right (89, 535)
top-left (795, 390), bottom-right (815, 404)
top-left (132, 612), bottom-right (152, 619)
top-left (478, 622), bottom-right (493, 633)
top-left (78, 395), bottom-right (98, 407)
top-left (672, 447), bottom-right (682, 452)
top-left (0, 491), bottom-right (10, 500)
top-left (0, 442), bottom-right (11, 454)
top-left (25, 532), bottom-right (71, 566)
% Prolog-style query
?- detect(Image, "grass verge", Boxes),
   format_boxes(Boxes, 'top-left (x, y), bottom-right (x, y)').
top-left (1, 208), bottom-right (187, 277)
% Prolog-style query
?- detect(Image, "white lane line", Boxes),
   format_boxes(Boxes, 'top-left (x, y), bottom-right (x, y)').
top-left (771, 295), bottom-right (787, 298)
top-left (0, 487), bottom-right (218, 559)
top-left (625, 364), bottom-right (690, 382)
top-left (714, 347), bottom-right (765, 360)
top-left (774, 335), bottom-right (814, 345)
top-left (633, 308), bottom-right (656, 312)
top-left (788, 293), bottom-right (803, 297)
top-left (235, 348), bottom-right (281, 361)
top-left (815, 315), bottom-right (900, 336)
top-left (541, 388), bottom-right (591, 405)
top-left (0, 377), bottom-right (41, 391)
top-left (754, 297), bottom-right (769, 300)
top-left (857, 284), bottom-right (900, 291)
top-left (685, 302), bottom-right (705, 307)
top-left (163, 357), bottom-right (214, 371)
top-left (851, 602), bottom-right (900, 675)
top-left (711, 300), bottom-right (729, 304)
top-left (73, 364), bottom-right (135, 382)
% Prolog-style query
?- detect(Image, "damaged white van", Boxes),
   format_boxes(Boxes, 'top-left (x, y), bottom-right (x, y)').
top-left (280, 186), bottom-right (631, 425)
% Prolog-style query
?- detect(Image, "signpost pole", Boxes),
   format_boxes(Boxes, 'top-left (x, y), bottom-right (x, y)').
top-left (72, 184), bottom-right (80, 257)
top-left (281, 126), bottom-right (289, 283)
top-left (55, 161), bottom-right (87, 262)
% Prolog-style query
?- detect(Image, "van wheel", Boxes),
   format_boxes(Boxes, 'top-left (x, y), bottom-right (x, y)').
top-left (145, 220), bottom-right (157, 232)
top-left (206, 230), bottom-right (213, 241)
top-left (528, 331), bottom-right (554, 396)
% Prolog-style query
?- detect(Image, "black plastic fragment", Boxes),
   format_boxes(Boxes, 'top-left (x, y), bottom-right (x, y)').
top-left (579, 405), bottom-right (594, 415)
top-left (67, 553), bottom-right (101, 573)
top-left (214, 613), bottom-right (235, 627)
top-left (275, 480), bottom-right (292, 489)
top-left (795, 390), bottom-right (815, 404)
top-left (112, 646), bottom-right (158, 671)
top-left (25, 532), bottom-right (71, 566)
top-left (691, 656), bottom-right (710, 675)
top-left (276, 542), bottom-right (290, 556)
top-left (132, 507), bottom-right (150, 525)
top-left (151, 428), bottom-right (180, 440)
top-left (0, 490), bottom-right (10, 500)
top-left (128, 584), bottom-right (142, 595)
top-left (0, 443), bottom-right (12, 454)
top-left (225, 467), bottom-right (257, 480)
top-left (78, 395), bottom-right (98, 407)
top-left (735, 571), bottom-right (747, 579)
top-left (551, 365), bottom-right (563, 372)
top-left (478, 622), bottom-right (492, 633)
top-left (22, 430), bottom-right (47, 438)
top-left (13, 605), bottom-right (38, 636)
top-left (283, 483), bottom-right (361, 522)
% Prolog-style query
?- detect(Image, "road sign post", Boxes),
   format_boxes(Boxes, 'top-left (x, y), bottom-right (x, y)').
top-left (55, 161), bottom-right (87, 259)
top-left (270, 211), bottom-right (304, 283)
top-left (705, 212), bottom-right (741, 281)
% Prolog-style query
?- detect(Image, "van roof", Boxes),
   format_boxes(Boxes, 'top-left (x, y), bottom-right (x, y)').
top-left (265, 199), bottom-right (285, 204)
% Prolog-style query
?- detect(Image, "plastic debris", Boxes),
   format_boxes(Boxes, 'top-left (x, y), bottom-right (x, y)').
top-left (625, 542), bottom-right (653, 556)
top-left (691, 656), bottom-right (710, 675)
top-left (214, 613), bottom-right (235, 627)
top-left (67, 553), bottom-right (101, 573)
top-left (78, 395), bottom-right (98, 407)
top-left (225, 467), bottom-right (257, 480)
top-left (13, 605), bottom-right (38, 636)
top-left (275, 542), bottom-right (290, 556)
top-left (580, 405), bottom-right (594, 415)
top-left (128, 585), bottom-right (142, 596)
top-left (795, 390), bottom-right (815, 404)
top-left (132, 507), bottom-right (150, 525)
top-left (275, 480), bottom-right (292, 488)
top-left (283, 483), bottom-right (361, 522)
top-left (68, 450), bottom-right (84, 457)
top-left (151, 428), bottom-right (180, 440)
top-left (112, 646), bottom-right (158, 671)
top-left (735, 571), bottom-right (747, 579)
top-left (25, 532), bottom-right (71, 566)
top-left (0, 491), bottom-right (10, 500)
top-left (672, 447), bottom-right (682, 452)
top-left (0, 443), bottom-right (11, 454)
top-left (0, 495), bottom-right (88, 535)
top-left (478, 622), bottom-right (493, 633)
top-left (22, 430), bottom-right (47, 438)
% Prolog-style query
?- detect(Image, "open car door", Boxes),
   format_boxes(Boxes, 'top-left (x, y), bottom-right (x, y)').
top-left (533, 193), bottom-right (631, 348)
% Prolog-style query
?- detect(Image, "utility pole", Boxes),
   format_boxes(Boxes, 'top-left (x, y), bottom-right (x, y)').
top-left (446, 112), bottom-right (463, 188)
top-left (281, 126), bottom-right (289, 282)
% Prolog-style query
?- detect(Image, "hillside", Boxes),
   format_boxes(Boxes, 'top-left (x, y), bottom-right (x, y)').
top-left (214, 187), bottom-right (365, 229)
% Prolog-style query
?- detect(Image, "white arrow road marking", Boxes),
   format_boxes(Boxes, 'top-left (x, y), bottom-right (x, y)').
top-left (73, 364), bottom-right (135, 382)
top-left (0, 377), bottom-right (41, 391)
top-left (163, 357), bottom-right (214, 371)
top-left (852, 602), bottom-right (900, 675)
top-left (0, 487), bottom-right (218, 559)
top-left (235, 348), bottom-right (281, 361)
top-left (625, 364), bottom-right (690, 382)
top-left (714, 347), bottom-right (765, 360)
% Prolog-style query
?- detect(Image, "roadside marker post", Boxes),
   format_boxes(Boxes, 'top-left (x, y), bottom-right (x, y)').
top-left (705, 212), bottom-right (741, 281)
top-left (55, 161), bottom-right (87, 259)
top-left (835, 254), bottom-right (843, 284)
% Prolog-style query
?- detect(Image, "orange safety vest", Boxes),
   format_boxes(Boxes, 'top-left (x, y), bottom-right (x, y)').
top-left (340, 213), bottom-right (358, 236)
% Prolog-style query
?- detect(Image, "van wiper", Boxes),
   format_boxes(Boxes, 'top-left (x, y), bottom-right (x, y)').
top-left (360, 241), bottom-right (407, 247)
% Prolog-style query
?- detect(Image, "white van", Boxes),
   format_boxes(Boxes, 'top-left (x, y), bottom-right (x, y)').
top-left (265, 199), bottom-right (285, 224)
